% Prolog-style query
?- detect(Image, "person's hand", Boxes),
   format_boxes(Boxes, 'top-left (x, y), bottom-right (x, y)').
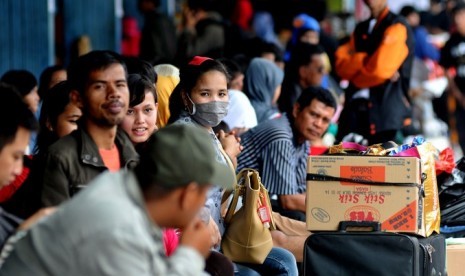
top-left (180, 218), bottom-right (212, 258)
top-left (218, 130), bottom-right (243, 160)
top-left (231, 127), bottom-right (248, 137)
top-left (18, 207), bottom-right (56, 231)
top-left (207, 216), bottom-right (221, 248)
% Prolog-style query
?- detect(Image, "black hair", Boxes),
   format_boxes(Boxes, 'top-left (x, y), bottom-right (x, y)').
top-left (168, 58), bottom-right (230, 124)
top-left (453, 2), bottom-right (465, 15)
top-left (187, 0), bottom-right (219, 11)
top-left (260, 41), bottom-right (284, 62)
top-left (0, 70), bottom-right (38, 98)
top-left (287, 42), bottom-right (325, 80)
top-left (38, 65), bottom-right (66, 99)
top-left (296, 86), bottom-right (337, 111)
top-left (0, 83), bottom-right (38, 151)
top-left (127, 74), bottom-right (157, 108)
top-left (34, 81), bottom-right (74, 155)
top-left (399, 5), bottom-right (417, 18)
top-left (217, 58), bottom-right (242, 79)
top-left (123, 56), bottom-right (157, 84)
top-left (138, 0), bottom-right (161, 8)
top-left (67, 50), bottom-right (128, 95)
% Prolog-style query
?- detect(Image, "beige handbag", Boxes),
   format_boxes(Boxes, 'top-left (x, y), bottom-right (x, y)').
top-left (221, 168), bottom-right (275, 264)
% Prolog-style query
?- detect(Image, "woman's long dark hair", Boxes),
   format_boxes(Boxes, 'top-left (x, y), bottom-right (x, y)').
top-left (34, 81), bottom-right (74, 155)
top-left (167, 58), bottom-right (230, 124)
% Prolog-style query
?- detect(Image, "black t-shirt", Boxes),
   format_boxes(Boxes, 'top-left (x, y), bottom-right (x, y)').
top-left (440, 33), bottom-right (465, 92)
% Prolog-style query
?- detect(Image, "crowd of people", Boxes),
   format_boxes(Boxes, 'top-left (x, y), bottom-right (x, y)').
top-left (0, 0), bottom-right (463, 275)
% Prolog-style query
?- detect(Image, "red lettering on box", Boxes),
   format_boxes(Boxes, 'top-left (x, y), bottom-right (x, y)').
top-left (381, 201), bottom-right (417, 231)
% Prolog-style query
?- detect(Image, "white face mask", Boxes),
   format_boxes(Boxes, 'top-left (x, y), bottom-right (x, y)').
top-left (186, 94), bottom-right (229, 127)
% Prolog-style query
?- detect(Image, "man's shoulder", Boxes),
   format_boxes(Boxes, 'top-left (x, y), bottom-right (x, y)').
top-left (56, 172), bottom-right (145, 229)
top-left (243, 116), bottom-right (292, 142)
top-left (46, 131), bottom-right (80, 156)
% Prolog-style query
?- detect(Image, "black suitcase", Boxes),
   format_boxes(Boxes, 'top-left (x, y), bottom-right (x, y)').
top-left (417, 233), bottom-right (446, 275)
top-left (303, 221), bottom-right (446, 276)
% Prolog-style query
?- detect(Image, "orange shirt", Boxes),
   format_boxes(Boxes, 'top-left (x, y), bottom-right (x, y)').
top-left (99, 146), bottom-right (121, 172)
top-left (335, 7), bottom-right (409, 88)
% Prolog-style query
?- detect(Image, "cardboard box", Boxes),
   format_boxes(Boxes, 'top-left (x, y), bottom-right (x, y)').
top-left (306, 155), bottom-right (424, 235)
top-left (447, 244), bottom-right (465, 276)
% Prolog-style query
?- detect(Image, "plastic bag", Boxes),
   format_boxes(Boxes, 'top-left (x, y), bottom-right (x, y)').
top-left (435, 148), bottom-right (455, 176)
top-left (393, 138), bottom-right (441, 236)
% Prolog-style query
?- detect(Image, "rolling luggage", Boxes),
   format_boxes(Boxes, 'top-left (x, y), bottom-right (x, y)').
top-left (303, 221), bottom-right (446, 276)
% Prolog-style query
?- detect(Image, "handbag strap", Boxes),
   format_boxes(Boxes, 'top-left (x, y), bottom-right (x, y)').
top-left (222, 168), bottom-right (257, 224)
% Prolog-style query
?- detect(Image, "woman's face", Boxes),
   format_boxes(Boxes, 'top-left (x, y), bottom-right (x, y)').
top-left (23, 86), bottom-right (40, 113)
top-left (55, 103), bottom-right (82, 138)
top-left (187, 70), bottom-right (229, 104)
top-left (49, 70), bottom-right (67, 88)
top-left (121, 91), bottom-right (158, 144)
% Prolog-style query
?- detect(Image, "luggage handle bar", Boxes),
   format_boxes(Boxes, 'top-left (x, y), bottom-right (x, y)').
top-left (339, 221), bottom-right (381, 232)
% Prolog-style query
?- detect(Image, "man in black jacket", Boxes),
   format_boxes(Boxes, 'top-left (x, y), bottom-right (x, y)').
top-left (41, 51), bottom-right (138, 206)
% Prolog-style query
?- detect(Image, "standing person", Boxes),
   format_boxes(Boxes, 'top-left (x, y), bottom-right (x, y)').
top-left (0, 124), bottom-right (234, 275)
top-left (176, 0), bottom-right (225, 64)
top-left (400, 5), bottom-right (440, 61)
top-left (335, 0), bottom-right (415, 144)
top-left (277, 43), bottom-right (326, 115)
top-left (440, 3), bottom-right (465, 155)
top-left (244, 58), bottom-right (284, 124)
top-left (138, 0), bottom-right (177, 64)
top-left (238, 87), bottom-right (336, 221)
top-left (168, 56), bottom-right (298, 275)
top-left (41, 50), bottom-right (138, 206)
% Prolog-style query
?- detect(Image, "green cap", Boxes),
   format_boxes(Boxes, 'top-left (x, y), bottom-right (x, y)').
top-left (138, 124), bottom-right (235, 189)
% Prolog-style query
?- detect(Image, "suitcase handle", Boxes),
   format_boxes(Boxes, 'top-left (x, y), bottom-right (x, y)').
top-left (339, 221), bottom-right (381, 232)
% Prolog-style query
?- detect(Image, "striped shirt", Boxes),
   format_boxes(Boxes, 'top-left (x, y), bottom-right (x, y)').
top-left (237, 114), bottom-right (309, 195)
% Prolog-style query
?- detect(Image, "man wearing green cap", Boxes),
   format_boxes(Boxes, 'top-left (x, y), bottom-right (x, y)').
top-left (0, 124), bottom-right (235, 276)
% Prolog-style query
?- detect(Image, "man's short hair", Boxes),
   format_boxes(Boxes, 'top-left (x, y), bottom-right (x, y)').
top-left (287, 42), bottom-right (325, 78)
top-left (123, 56), bottom-right (157, 84)
top-left (296, 86), bottom-right (337, 111)
top-left (399, 5), bottom-right (417, 18)
top-left (453, 2), bottom-right (465, 15)
top-left (67, 50), bottom-right (127, 95)
top-left (0, 83), bottom-right (38, 151)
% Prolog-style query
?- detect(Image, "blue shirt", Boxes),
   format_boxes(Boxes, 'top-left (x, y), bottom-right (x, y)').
top-left (237, 115), bottom-right (309, 195)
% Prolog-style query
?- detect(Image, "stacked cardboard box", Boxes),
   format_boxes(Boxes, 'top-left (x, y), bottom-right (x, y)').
top-left (306, 155), bottom-right (425, 236)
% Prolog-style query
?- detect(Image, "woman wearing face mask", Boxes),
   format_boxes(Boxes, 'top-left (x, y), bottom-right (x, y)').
top-left (168, 56), bottom-right (298, 276)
